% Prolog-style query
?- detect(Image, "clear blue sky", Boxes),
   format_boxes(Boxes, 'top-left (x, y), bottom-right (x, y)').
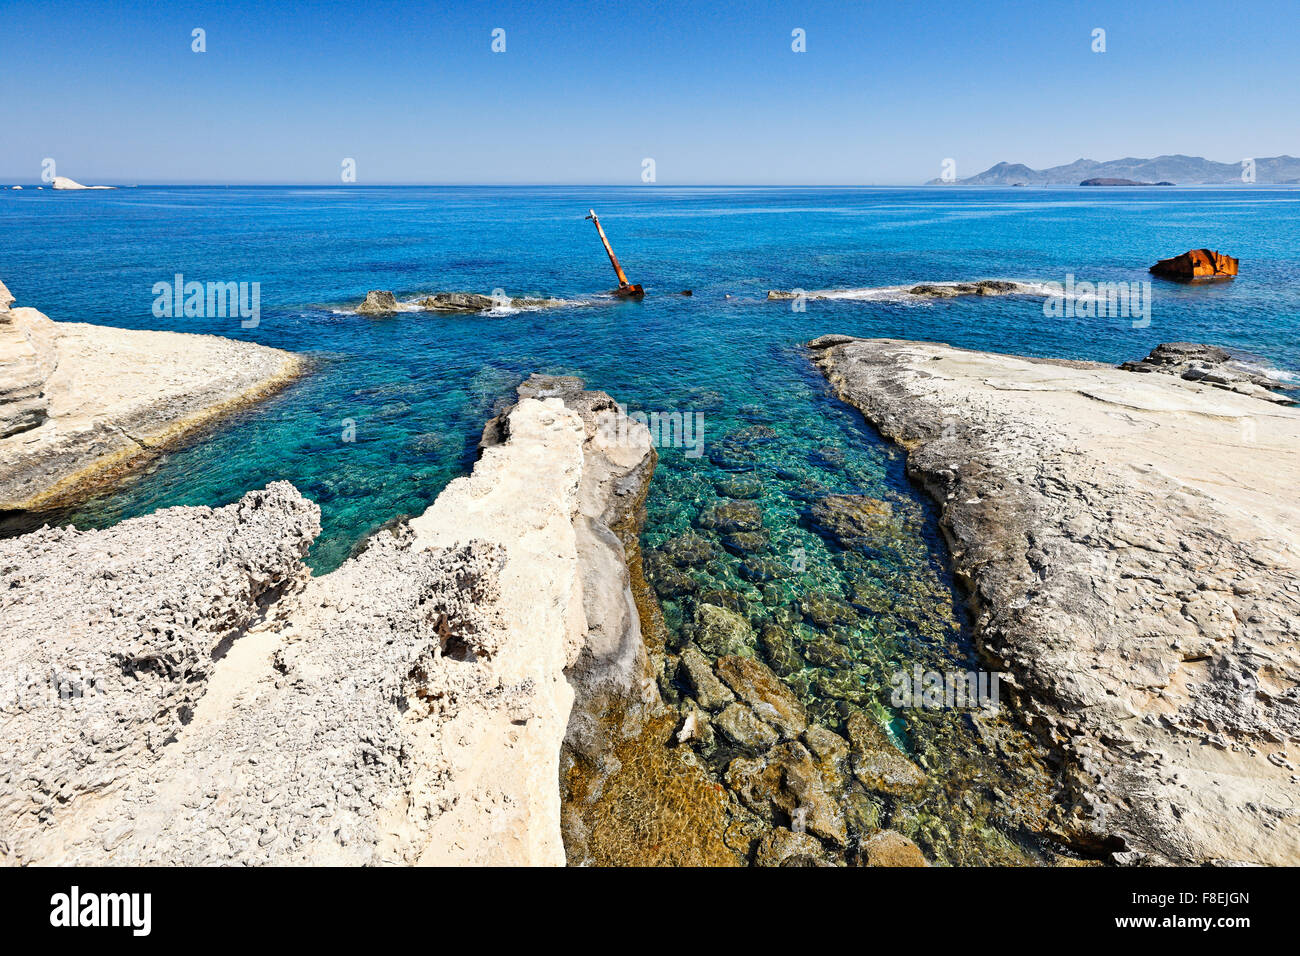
top-left (4, 0), bottom-right (1298, 184)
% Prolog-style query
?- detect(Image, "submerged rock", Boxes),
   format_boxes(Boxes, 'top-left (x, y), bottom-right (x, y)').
top-left (759, 623), bottom-right (804, 676)
top-left (716, 654), bottom-right (807, 738)
top-left (808, 494), bottom-right (895, 548)
top-left (715, 703), bottom-right (779, 753)
top-left (715, 476), bottom-right (764, 499)
top-left (720, 529), bottom-right (769, 557)
top-left (697, 498), bottom-right (763, 532)
top-left (657, 531), bottom-right (720, 568)
top-left (688, 602), bottom-right (754, 657)
top-left (845, 711), bottom-right (927, 796)
top-left (678, 644), bottom-right (735, 711)
top-left (753, 827), bottom-right (833, 866)
top-left (859, 830), bottom-right (928, 867)
top-left (799, 590), bottom-right (858, 629)
top-left (724, 741), bottom-right (847, 846)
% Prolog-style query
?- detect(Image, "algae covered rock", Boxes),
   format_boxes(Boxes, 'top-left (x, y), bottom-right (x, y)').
top-left (678, 643), bottom-right (735, 711)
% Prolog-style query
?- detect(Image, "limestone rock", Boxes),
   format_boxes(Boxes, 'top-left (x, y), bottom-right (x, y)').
top-left (0, 306), bottom-right (57, 438)
top-left (355, 290), bottom-right (400, 314)
top-left (812, 335), bottom-right (1300, 864)
top-left (50, 176), bottom-right (114, 190)
top-left (0, 301), bottom-right (301, 511)
top-left (1120, 342), bottom-right (1294, 404)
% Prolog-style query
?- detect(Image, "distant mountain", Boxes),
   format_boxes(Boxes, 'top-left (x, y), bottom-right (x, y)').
top-left (928, 155), bottom-right (1300, 185)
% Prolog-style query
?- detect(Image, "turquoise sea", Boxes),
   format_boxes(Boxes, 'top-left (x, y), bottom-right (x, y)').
top-left (4, 185), bottom-right (1298, 862)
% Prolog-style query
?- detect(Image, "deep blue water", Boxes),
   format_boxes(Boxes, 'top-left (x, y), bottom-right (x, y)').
top-left (5, 185), bottom-right (1297, 861)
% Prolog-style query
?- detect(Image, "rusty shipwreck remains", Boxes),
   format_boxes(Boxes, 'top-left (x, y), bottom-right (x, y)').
top-left (585, 209), bottom-right (644, 299)
top-left (1150, 248), bottom-right (1239, 280)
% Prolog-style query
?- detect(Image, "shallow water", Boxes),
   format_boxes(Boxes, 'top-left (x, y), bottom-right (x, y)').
top-left (4, 185), bottom-right (1297, 862)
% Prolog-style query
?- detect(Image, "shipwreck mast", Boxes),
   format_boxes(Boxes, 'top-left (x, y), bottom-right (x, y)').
top-left (585, 209), bottom-right (644, 299)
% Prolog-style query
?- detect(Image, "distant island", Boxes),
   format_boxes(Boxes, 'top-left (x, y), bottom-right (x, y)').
top-left (1079, 178), bottom-right (1175, 187)
top-left (929, 154), bottom-right (1300, 186)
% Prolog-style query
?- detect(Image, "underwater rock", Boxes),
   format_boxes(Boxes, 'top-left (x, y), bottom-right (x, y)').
top-left (715, 703), bottom-right (779, 753)
top-left (724, 741), bottom-right (847, 847)
top-left (753, 827), bottom-right (833, 867)
top-left (715, 654), bottom-right (807, 739)
top-left (859, 830), bottom-right (928, 867)
top-left (811, 445), bottom-right (846, 468)
top-left (799, 590), bottom-right (858, 629)
top-left (720, 529), bottom-right (770, 556)
top-left (697, 498), bottom-right (763, 532)
top-left (696, 588), bottom-right (745, 613)
top-left (688, 602), bottom-right (754, 657)
top-left (809, 494), bottom-right (895, 549)
top-left (657, 531), bottom-right (720, 568)
top-left (846, 711), bottom-right (927, 796)
top-left (646, 560), bottom-right (696, 599)
top-left (801, 632), bottom-right (852, 667)
top-left (726, 424), bottom-right (778, 444)
top-left (738, 554), bottom-right (786, 582)
top-left (715, 476), bottom-right (764, 499)
top-left (814, 668), bottom-right (871, 705)
top-left (845, 791), bottom-right (883, 843)
top-left (842, 570), bottom-right (893, 615)
top-left (678, 644), bottom-right (736, 711)
top-left (759, 623), bottom-right (804, 676)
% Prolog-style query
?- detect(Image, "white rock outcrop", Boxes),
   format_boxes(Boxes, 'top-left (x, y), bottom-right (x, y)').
top-left (812, 336), bottom-right (1300, 865)
top-left (0, 378), bottom-right (655, 865)
top-left (50, 176), bottom-right (113, 190)
top-left (0, 289), bottom-right (301, 510)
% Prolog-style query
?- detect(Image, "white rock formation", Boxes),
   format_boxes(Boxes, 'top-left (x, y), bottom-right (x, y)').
top-left (50, 176), bottom-right (114, 190)
top-left (0, 378), bottom-right (655, 865)
top-left (813, 336), bottom-right (1300, 865)
top-left (0, 292), bottom-right (301, 510)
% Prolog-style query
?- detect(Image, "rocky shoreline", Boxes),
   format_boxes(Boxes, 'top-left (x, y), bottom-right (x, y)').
top-left (0, 283), bottom-right (303, 511)
top-left (811, 336), bottom-right (1300, 864)
top-left (0, 375), bottom-right (659, 865)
